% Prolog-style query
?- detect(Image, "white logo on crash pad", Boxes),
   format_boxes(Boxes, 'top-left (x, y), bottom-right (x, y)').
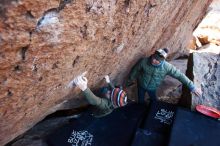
top-left (154, 109), bottom-right (174, 125)
top-left (67, 130), bottom-right (93, 146)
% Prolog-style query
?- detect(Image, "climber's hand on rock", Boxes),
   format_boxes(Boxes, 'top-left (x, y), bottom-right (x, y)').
top-left (191, 88), bottom-right (202, 97)
top-left (104, 75), bottom-right (111, 83)
top-left (74, 75), bottom-right (88, 91)
top-left (68, 71), bottom-right (87, 88)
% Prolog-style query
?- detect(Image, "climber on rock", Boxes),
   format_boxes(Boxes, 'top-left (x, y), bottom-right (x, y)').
top-left (72, 74), bottom-right (128, 117)
top-left (125, 48), bottom-right (202, 103)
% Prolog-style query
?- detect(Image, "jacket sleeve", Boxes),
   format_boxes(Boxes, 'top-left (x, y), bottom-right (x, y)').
top-left (167, 64), bottom-right (195, 91)
top-left (126, 58), bottom-right (143, 86)
top-left (83, 88), bottom-right (110, 109)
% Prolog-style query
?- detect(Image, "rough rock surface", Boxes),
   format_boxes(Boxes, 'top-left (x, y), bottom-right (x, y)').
top-left (194, 0), bottom-right (220, 46)
top-left (181, 44), bottom-right (220, 109)
top-left (0, 0), bottom-right (212, 145)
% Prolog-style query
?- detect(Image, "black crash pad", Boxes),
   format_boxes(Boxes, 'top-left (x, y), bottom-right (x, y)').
top-left (143, 101), bottom-right (177, 134)
top-left (131, 101), bottom-right (176, 146)
top-left (131, 128), bottom-right (166, 146)
top-left (46, 103), bottom-right (146, 146)
top-left (168, 108), bottom-right (220, 146)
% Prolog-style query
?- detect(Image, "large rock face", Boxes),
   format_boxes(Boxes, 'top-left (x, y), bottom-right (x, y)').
top-left (181, 44), bottom-right (220, 109)
top-left (0, 0), bottom-right (212, 145)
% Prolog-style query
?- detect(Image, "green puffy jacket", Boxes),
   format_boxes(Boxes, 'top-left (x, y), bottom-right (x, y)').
top-left (126, 57), bottom-right (195, 91)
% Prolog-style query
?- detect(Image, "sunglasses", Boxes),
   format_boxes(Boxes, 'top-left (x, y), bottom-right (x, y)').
top-left (152, 54), bottom-right (164, 62)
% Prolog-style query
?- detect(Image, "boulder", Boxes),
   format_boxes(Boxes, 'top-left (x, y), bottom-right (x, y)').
top-left (197, 35), bottom-right (209, 45)
top-left (181, 44), bottom-right (220, 110)
top-left (0, 0), bottom-right (213, 145)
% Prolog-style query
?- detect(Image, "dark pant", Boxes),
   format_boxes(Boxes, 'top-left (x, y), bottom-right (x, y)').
top-left (137, 85), bottom-right (157, 103)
